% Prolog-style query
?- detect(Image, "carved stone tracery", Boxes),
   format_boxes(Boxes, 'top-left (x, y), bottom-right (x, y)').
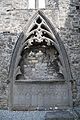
top-left (15, 15), bottom-right (64, 81)
top-left (8, 11), bottom-right (74, 110)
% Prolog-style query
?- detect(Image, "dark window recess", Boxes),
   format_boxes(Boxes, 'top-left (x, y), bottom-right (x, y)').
top-left (41, 24), bottom-right (50, 32)
top-left (78, 28), bottom-right (80, 33)
top-left (7, 9), bottom-right (10, 12)
top-left (76, 6), bottom-right (79, 10)
top-left (36, 17), bottom-right (42, 24)
top-left (30, 24), bottom-right (38, 32)
top-left (16, 74), bottom-right (23, 80)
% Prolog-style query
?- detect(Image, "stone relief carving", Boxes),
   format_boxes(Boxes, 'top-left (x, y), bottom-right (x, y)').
top-left (9, 11), bottom-right (73, 83)
top-left (15, 16), bottom-right (64, 81)
top-left (9, 11), bottom-right (73, 110)
top-left (9, 10), bottom-right (73, 83)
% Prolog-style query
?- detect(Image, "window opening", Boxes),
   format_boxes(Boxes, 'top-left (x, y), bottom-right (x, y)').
top-left (39, 0), bottom-right (45, 8)
top-left (28, 0), bottom-right (45, 9)
top-left (28, 0), bottom-right (35, 9)
top-left (36, 17), bottom-right (42, 24)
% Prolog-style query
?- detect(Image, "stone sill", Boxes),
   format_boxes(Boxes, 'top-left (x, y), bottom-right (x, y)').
top-left (15, 79), bottom-right (65, 83)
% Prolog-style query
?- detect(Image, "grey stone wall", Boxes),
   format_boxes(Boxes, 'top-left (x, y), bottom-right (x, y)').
top-left (0, 32), bottom-right (18, 109)
top-left (59, 0), bottom-right (80, 106)
top-left (0, 0), bottom-right (80, 109)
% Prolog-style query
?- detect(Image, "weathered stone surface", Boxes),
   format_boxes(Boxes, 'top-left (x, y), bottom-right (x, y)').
top-left (8, 11), bottom-right (73, 110)
top-left (0, 109), bottom-right (79, 120)
top-left (45, 110), bottom-right (78, 120)
top-left (74, 107), bottom-right (80, 119)
top-left (0, 32), bottom-right (18, 109)
top-left (12, 83), bottom-right (71, 110)
top-left (0, 110), bottom-right (46, 120)
top-left (0, 0), bottom-right (80, 109)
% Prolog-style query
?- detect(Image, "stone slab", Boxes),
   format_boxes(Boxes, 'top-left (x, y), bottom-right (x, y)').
top-left (45, 110), bottom-right (78, 120)
top-left (0, 109), bottom-right (79, 120)
top-left (11, 82), bottom-right (72, 110)
top-left (0, 110), bottom-right (46, 120)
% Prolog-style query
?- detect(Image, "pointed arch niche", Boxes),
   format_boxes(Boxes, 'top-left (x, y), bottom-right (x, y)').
top-left (9, 11), bottom-right (73, 110)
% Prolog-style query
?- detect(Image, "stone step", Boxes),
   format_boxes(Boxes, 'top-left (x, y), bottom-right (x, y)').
top-left (45, 110), bottom-right (78, 120)
top-left (0, 109), bottom-right (79, 120)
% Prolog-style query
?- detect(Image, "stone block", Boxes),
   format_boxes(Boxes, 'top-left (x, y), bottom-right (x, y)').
top-left (45, 110), bottom-right (76, 120)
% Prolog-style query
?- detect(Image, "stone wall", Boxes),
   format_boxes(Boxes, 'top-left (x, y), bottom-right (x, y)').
top-left (0, 32), bottom-right (18, 109)
top-left (0, 0), bottom-right (80, 109)
top-left (59, 0), bottom-right (80, 106)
